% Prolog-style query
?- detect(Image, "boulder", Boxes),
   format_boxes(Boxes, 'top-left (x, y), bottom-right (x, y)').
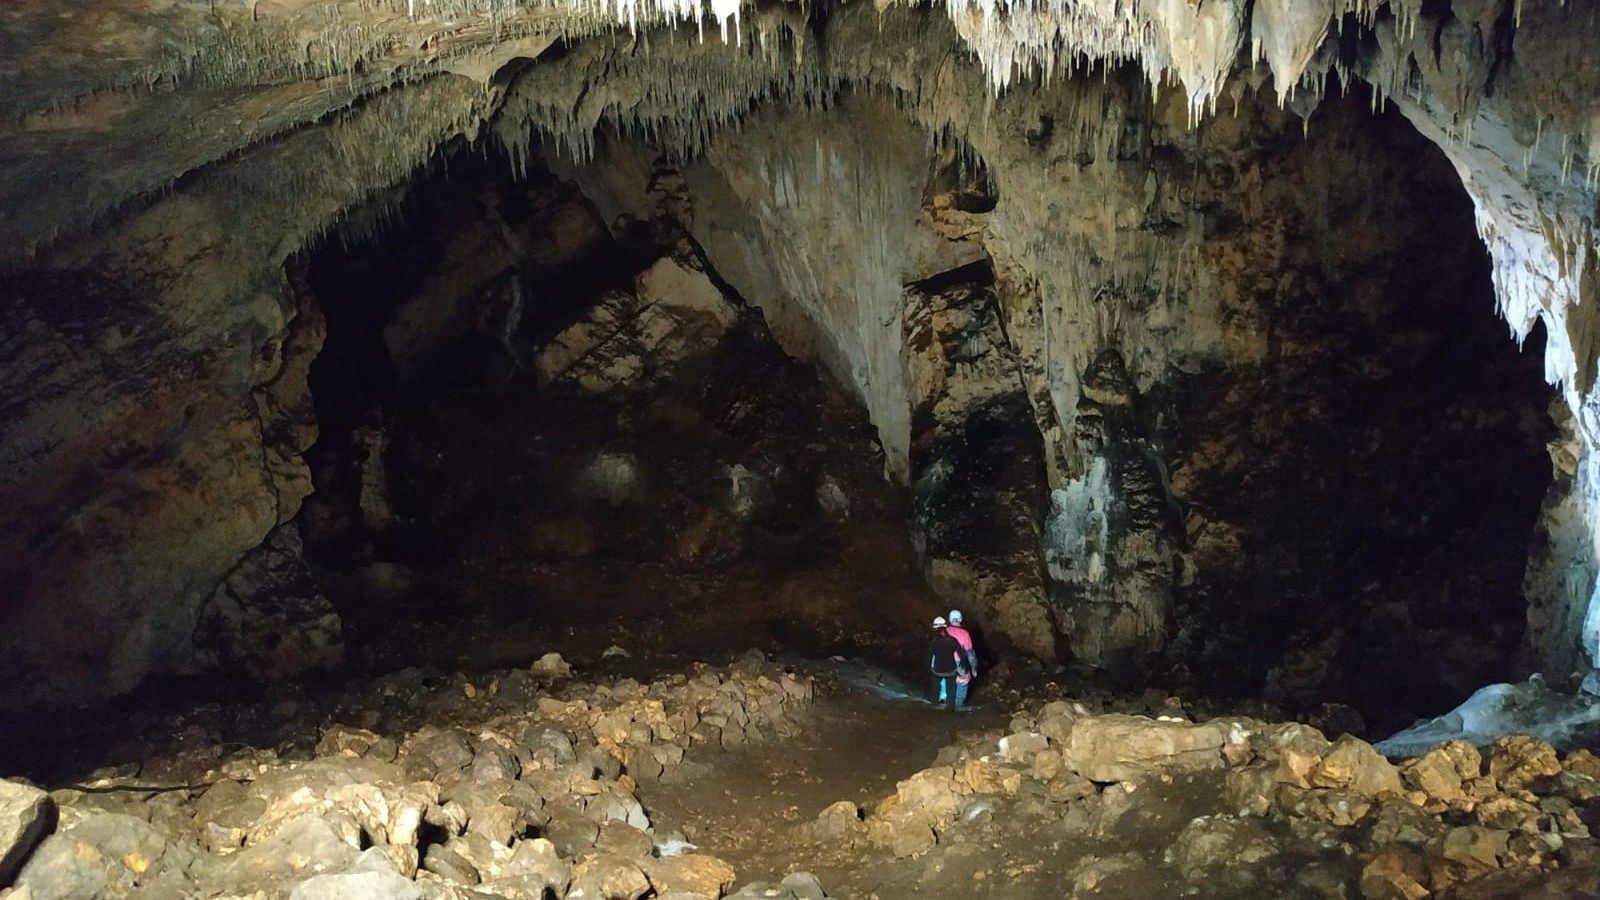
top-left (1164, 815), bottom-right (1278, 880)
top-left (568, 852), bottom-right (651, 900)
top-left (1035, 701), bottom-right (1082, 745)
top-left (289, 870), bottom-right (424, 900)
top-left (217, 757), bottom-right (433, 850)
top-left (1564, 749), bottom-right (1600, 780)
top-left (0, 781), bottom-right (54, 886)
top-left (1400, 740), bottom-right (1480, 805)
top-left (421, 844), bottom-right (480, 885)
top-left (530, 653), bottom-right (574, 682)
top-left (777, 872), bottom-right (828, 899)
top-left (799, 801), bottom-right (865, 843)
top-left (1069, 853), bottom-right (1144, 893)
top-left (516, 724), bottom-right (577, 766)
top-left (362, 844), bottom-right (420, 879)
top-left (997, 732), bottom-right (1048, 761)
top-left (542, 808), bottom-right (600, 858)
top-left (1274, 746), bottom-right (1320, 788)
top-left (594, 821), bottom-right (653, 859)
top-left (470, 741), bottom-right (522, 784)
top-left (316, 726), bottom-right (397, 761)
top-left (1291, 787), bottom-right (1375, 827)
top-left (1367, 799), bottom-right (1443, 847)
top-left (195, 524), bottom-right (344, 681)
top-left (465, 803), bottom-right (524, 845)
top-left (1474, 796), bottom-right (1541, 833)
top-left (1059, 715), bottom-right (1227, 782)
top-left (1223, 763), bottom-right (1278, 817)
top-left (1311, 736), bottom-right (1402, 797)
top-left (723, 873), bottom-right (831, 900)
top-left (1359, 848), bottom-right (1430, 900)
top-left (483, 838), bottom-right (569, 898)
top-left (864, 766), bottom-right (966, 855)
top-left (1487, 735), bottom-right (1561, 791)
top-left (1435, 826), bottom-right (1508, 873)
top-left (954, 760), bottom-right (1022, 796)
top-left (403, 729), bottom-right (475, 781)
top-left (17, 812), bottom-right (205, 899)
top-left (219, 814), bottom-right (362, 887)
top-left (645, 853), bottom-right (737, 898)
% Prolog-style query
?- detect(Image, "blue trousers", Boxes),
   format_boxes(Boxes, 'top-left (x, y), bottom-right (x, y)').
top-left (934, 676), bottom-right (968, 708)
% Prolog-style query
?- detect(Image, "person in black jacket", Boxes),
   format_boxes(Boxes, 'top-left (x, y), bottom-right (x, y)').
top-left (928, 616), bottom-right (970, 709)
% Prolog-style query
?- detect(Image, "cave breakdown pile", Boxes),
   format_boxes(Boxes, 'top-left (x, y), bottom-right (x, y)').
top-left (0, 656), bottom-right (826, 900)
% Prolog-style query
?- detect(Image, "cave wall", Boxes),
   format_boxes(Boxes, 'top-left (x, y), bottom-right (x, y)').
top-left (0, 77), bottom-right (497, 704)
top-left (1, 0), bottom-right (1597, 706)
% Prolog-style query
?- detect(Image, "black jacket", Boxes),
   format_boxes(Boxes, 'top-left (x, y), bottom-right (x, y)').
top-left (928, 631), bottom-right (967, 677)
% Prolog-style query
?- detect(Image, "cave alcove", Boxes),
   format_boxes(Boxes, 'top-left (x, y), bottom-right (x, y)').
top-left (295, 145), bottom-right (937, 680)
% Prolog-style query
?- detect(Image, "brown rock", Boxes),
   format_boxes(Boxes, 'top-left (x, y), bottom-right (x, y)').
top-left (1474, 796), bottom-right (1541, 833)
top-left (864, 767), bottom-right (963, 857)
top-left (1368, 798), bottom-right (1443, 846)
top-left (595, 821), bottom-right (654, 859)
top-left (1311, 736), bottom-right (1402, 797)
top-left (1223, 764), bottom-right (1278, 817)
top-left (1488, 735), bottom-right (1561, 792)
top-left (421, 843), bottom-right (480, 885)
top-left (1359, 847), bottom-right (1430, 900)
top-left (1435, 826), bottom-right (1507, 873)
top-left (484, 838), bottom-right (569, 898)
top-left (570, 852), bottom-right (651, 900)
top-left (1165, 815), bottom-right (1278, 879)
top-left (955, 760), bottom-right (1021, 796)
top-left (1564, 749), bottom-right (1600, 780)
top-left (1401, 741), bottom-right (1481, 805)
top-left (465, 803), bottom-right (524, 845)
top-left (1035, 701), bottom-right (1081, 745)
top-left (800, 801), bottom-right (865, 843)
top-left (1294, 788), bottom-right (1374, 827)
top-left (997, 732), bottom-right (1048, 761)
top-left (315, 726), bottom-right (395, 761)
top-left (1059, 715), bottom-right (1227, 783)
top-left (1276, 748), bottom-right (1320, 788)
top-left (645, 853), bottom-right (737, 899)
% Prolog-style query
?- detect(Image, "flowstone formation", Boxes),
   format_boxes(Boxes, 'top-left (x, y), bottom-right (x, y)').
top-left (1, 0), bottom-right (1599, 721)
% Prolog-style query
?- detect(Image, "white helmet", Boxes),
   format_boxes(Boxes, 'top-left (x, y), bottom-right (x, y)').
top-left (948, 610), bottom-right (963, 625)
top-left (932, 616), bottom-right (947, 628)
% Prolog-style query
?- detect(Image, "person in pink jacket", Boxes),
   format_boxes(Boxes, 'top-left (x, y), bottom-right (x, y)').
top-left (945, 609), bottom-right (977, 707)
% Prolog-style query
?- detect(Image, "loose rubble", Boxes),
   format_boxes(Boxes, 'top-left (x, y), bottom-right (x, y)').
top-left (0, 653), bottom-right (835, 900)
top-left (4, 659), bottom-right (1597, 899)
top-left (788, 699), bottom-right (1600, 898)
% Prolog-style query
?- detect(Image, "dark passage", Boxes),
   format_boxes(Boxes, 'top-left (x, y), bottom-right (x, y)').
top-left (299, 150), bottom-right (935, 681)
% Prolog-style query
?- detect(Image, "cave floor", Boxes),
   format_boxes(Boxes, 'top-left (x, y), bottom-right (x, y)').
top-left (640, 673), bottom-right (1012, 889)
top-left (639, 675), bottom-right (1226, 900)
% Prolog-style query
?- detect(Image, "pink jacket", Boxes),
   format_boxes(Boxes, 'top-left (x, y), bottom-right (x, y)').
top-left (946, 624), bottom-right (976, 684)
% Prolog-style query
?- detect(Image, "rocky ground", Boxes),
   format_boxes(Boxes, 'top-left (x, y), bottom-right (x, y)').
top-left (1, 654), bottom-right (1597, 900)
